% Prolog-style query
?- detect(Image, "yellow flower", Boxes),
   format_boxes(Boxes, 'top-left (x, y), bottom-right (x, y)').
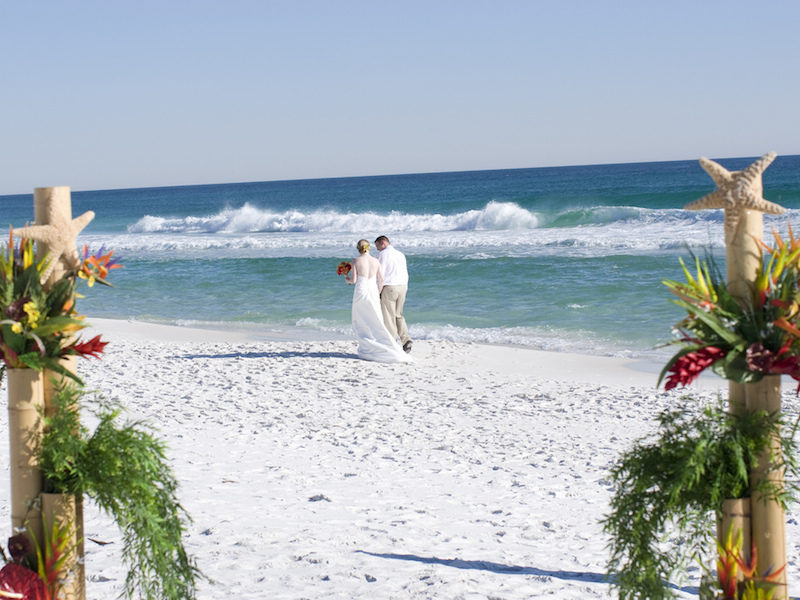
top-left (23, 301), bottom-right (41, 328)
top-left (23, 301), bottom-right (39, 317)
top-left (11, 322), bottom-right (22, 334)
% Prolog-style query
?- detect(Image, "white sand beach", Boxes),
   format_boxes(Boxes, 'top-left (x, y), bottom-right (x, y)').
top-left (1, 319), bottom-right (798, 599)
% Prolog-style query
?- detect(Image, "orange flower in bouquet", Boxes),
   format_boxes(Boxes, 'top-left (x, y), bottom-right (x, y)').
top-left (336, 261), bottom-right (352, 276)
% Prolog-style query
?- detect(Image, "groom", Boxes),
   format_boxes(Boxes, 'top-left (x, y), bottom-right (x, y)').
top-left (375, 235), bottom-right (412, 353)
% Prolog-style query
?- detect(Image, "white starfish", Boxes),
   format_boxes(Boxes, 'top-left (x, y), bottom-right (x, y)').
top-left (684, 152), bottom-right (784, 242)
top-left (13, 210), bottom-right (95, 284)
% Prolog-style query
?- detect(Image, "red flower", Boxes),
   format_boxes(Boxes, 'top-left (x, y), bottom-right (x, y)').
top-left (664, 347), bottom-right (727, 390)
top-left (0, 563), bottom-right (46, 600)
top-left (771, 356), bottom-right (800, 378)
top-left (70, 335), bottom-right (108, 360)
top-left (336, 261), bottom-right (352, 276)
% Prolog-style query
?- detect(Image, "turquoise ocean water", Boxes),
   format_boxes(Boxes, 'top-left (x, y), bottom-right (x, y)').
top-left (2, 155), bottom-right (800, 359)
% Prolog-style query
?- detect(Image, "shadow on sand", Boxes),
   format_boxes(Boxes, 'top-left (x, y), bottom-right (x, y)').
top-left (356, 551), bottom-right (728, 597)
top-left (357, 551), bottom-right (607, 583)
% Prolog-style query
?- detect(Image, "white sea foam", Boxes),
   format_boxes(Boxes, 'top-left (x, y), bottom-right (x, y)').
top-left (81, 223), bottom-right (724, 259)
top-left (127, 201), bottom-right (540, 235)
top-left (87, 207), bottom-right (795, 259)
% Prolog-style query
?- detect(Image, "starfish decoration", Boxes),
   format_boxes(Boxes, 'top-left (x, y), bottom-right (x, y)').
top-left (685, 152), bottom-right (785, 242)
top-left (13, 209), bottom-right (95, 284)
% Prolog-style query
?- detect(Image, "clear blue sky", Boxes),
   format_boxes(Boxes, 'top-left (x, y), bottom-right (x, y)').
top-left (2, 1), bottom-right (799, 195)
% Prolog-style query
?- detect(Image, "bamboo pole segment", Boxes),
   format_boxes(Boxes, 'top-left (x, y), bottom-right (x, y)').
top-left (717, 497), bottom-right (751, 584)
top-left (43, 355), bottom-right (77, 422)
top-left (726, 207), bottom-right (786, 596)
top-left (30, 186), bottom-right (86, 600)
top-left (685, 153), bottom-right (788, 596)
top-left (725, 207), bottom-right (787, 596)
top-left (725, 209), bottom-right (763, 304)
top-left (41, 356), bottom-right (84, 600)
top-left (746, 376), bottom-right (787, 598)
top-left (41, 492), bottom-right (85, 600)
top-left (726, 209), bottom-right (763, 416)
top-left (7, 368), bottom-right (45, 549)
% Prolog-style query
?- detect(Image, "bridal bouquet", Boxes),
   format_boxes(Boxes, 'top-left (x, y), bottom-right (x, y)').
top-left (659, 228), bottom-right (800, 390)
top-left (0, 233), bottom-right (120, 378)
top-left (336, 261), bottom-right (352, 276)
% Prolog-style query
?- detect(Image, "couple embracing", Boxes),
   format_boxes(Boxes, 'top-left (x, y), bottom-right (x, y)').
top-left (344, 236), bottom-right (413, 363)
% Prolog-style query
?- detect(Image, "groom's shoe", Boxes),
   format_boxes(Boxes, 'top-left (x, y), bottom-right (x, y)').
top-left (403, 340), bottom-right (412, 354)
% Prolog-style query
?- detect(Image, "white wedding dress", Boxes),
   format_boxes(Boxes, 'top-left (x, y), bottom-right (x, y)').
top-left (352, 276), bottom-right (413, 363)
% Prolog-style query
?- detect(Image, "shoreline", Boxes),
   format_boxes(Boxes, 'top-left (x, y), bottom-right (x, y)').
top-left (87, 317), bottom-right (724, 391)
top-left (83, 313), bottom-right (670, 360)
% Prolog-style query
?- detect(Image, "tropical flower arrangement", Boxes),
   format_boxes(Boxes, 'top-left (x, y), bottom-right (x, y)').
top-left (336, 261), bottom-right (352, 276)
top-left (708, 524), bottom-right (785, 600)
top-left (0, 232), bottom-right (119, 380)
top-left (659, 227), bottom-right (800, 390)
top-left (0, 514), bottom-right (78, 600)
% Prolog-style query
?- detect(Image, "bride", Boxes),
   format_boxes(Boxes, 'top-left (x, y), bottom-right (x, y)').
top-left (345, 239), bottom-right (413, 363)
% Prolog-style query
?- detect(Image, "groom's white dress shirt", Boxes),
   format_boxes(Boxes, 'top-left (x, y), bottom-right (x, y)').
top-left (378, 245), bottom-right (409, 287)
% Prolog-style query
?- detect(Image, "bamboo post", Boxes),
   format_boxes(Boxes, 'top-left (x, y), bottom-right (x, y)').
top-left (726, 208), bottom-right (787, 598)
top-left (685, 153), bottom-right (788, 596)
top-left (43, 356), bottom-right (77, 422)
top-left (41, 492), bottom-right (85, 600)
top-left (42, 357), bottom-right (85, 600)
top-left (746, 376), bottom-right (787, 596)
top-left (717, 497), bottom-right (752, 583)
top-left (726, 209), bottom-right (762, 416)
top-left (7, 369), bottom-right (45, 549)
top-left (30, 186), bottom-right (86, 600)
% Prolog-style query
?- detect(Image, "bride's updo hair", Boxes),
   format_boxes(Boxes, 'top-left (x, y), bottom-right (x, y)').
top-left (357, 239), bottom-right (370, 254)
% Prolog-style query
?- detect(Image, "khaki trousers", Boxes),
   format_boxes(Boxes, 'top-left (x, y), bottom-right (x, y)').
top-left (380, 285), bottom-right (410, 345)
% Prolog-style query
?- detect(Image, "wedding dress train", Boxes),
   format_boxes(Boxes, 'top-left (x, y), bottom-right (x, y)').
top-left (352, 276), bottom-right (413, 363)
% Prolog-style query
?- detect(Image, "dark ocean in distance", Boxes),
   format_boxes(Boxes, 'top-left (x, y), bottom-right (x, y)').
top-left (2, 155), bottom-right (800, 359)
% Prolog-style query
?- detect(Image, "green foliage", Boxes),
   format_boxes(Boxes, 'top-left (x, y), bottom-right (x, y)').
top-left (38, 384), bottom-right (86, 495)
top-left (602, 398), bottom-right (798, 600)
top-left (38, 383), bottom-right (203, 600)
